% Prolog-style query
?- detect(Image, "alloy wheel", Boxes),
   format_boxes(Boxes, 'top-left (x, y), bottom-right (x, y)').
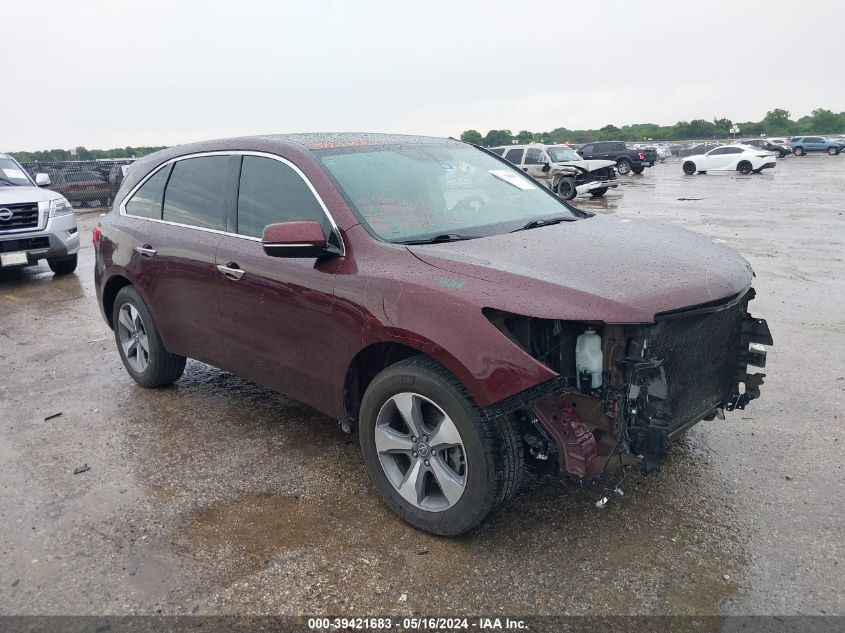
top-left (117, 303), bottom-right (150, 373)
top-left (375, 392), bottom-right (467, 512)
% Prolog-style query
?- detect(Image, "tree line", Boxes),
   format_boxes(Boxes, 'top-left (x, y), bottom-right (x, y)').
top-left (459, 108), bottom-right (845, 146)
top-left (8, 146), bottom-right (168, 163)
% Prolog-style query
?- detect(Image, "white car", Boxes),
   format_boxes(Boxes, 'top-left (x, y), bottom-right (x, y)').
top-left (681, 145), bottom-right (777, 175)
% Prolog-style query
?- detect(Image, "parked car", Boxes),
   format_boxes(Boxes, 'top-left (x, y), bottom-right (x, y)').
top-left (738, 139), bottom-right (791, 158)
top-left (789, 136), bottom-right (844, 156)
top-left (576, 141), bottom-right (657, 175)
top-left (490, 143), bottom-right (618, 199)
top-left (95, 133), bottom-right (772, 536)
top-left (50, 169), bottom-right (115, 206)
top-left (682, 145), bottom-right (777, 175)
top-left (0, 154), bottom-right (79, 274)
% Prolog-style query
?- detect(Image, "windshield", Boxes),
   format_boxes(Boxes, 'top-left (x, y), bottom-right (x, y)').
top-left (546, 146), bottom-right (581, 162)
top-left (316, 144), bottom-right (578, 243)
top-left (0, 158), bottom-right (33, 187)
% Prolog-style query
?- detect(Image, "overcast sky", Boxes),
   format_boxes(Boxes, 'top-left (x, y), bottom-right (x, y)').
top-left (2, 0), bottom-right (843, 151)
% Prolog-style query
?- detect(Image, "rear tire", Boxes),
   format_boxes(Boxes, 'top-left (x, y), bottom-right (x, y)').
top-left (47, 254), bottom-right (77, 275)
top-left (555, 177), bottom-right (577, 200)
top-left (359, 356), bottom-right (523, 536)
top-left (112, 286), bottom-right (186, 388)
top-left (590, 187), bottom-right (608, 197)
top-left (682, 161), bottom-right (696, 175)
top-left (737, 161), bottom-right (753, 175)
top-left (828, 147), bottom-right (839, 156)
top-left (793, 146), bottom-right (805, 156)
top-left (616, 158), bottom-right (632, 175)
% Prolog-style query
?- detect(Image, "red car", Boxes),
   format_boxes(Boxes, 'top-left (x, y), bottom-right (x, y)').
top-left (94, 134), bottom-right (772, 535)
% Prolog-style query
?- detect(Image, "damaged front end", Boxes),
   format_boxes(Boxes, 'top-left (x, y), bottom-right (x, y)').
top-left (483, 288), bottom-right (773, 478)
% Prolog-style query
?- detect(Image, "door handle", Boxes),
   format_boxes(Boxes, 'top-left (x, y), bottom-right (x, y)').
top-left (217, 262), bottom-right (245, 280)
top-left (134, 244), bottom-right (157, 258)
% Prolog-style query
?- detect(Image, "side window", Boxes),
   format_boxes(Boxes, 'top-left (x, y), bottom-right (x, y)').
top-left (725, 147), bottom-right (743, 154)
top-left (708, 148), bottom-right (727, 155)
top-left (504, 148), bottom-right (525, 164)
top-left (806, 137), bottom-right (822, 143)
top-left (162, 156), bottom-right (230, 230)
top-left (580, 144), bottom-right (594, 154)
top-left (524, 148), bottom-right (547, 165)
top-left (237, 156), bottom-right (327, 239)
top-left (125, 165), bottom-right (171, 219)
top-left (489, 148), bottom-right (505, 156)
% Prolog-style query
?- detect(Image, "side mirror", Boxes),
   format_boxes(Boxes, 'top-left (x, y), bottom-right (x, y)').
top-left (35, 173), bottom-right (51, 187)
top-left (541, 162), bottom-right (551, 172)
top-left (262, 220), bottom-right (330, 258)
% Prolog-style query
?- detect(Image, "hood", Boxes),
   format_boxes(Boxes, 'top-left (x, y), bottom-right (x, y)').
top-left (407, 215), bottom-right (752, 323)
top-left (0, 186), bottom-right (63, 205)
top-left (555, 159), bottom-right (616, 173)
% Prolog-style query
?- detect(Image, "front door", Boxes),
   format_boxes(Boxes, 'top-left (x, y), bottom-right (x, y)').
top-left (523, 147), bottom-right (552, 186)
top-left (215, 154), bottom-right (339, 409)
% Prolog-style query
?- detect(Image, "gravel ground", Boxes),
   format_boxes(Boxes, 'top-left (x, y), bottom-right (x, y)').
top-left (0, 155), bottom-right (842, 618)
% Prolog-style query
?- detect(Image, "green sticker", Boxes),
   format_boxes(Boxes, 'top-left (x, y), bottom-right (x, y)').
top-left (439, 277), bottom-right (465, 289)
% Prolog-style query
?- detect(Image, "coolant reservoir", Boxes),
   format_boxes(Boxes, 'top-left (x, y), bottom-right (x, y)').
top-left (575, 328), bottom-right (603, 391)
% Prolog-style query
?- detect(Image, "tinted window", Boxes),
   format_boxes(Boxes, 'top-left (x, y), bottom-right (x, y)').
top-left (580, 144), bottom-right (594, 154)
top-left (524, 148), bottom-right (547, 165)
top-left (805, 137), bottom-right (822, 143)
top-left (125, 165), bottom-right (171, 219)
top-left (237, 156), bottom-right (327, 238)
top-left (504, 148), bottom-right (525, 164)
top-left (489, 148), bottom-right (505, 156)
top-left (724, 147), bottom-right (743, 154)
top-left (162, 156), bottom-right (229, 230)
top-left (708, 148), bottom-right (728, 155)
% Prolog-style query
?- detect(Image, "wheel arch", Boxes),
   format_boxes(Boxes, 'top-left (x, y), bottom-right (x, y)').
top-left (101, 274), bottom-right (133, 329)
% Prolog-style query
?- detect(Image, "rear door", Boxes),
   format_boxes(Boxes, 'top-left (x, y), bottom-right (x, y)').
top-left (503, 148), bottom-right (525, 167)
top-left (804, 137), bottom-right (824, 151)
top-left (215, 154), bottom-right (339, 407)
top-left (128, 153), bottom-right (237, 366)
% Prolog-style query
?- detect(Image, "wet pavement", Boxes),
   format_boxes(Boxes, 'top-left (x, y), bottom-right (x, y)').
top-left (0, 156), bottom-right (842, 617)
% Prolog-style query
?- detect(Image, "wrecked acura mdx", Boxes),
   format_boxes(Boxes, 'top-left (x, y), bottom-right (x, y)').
top-left (94, 134), bottom-right (772, 535)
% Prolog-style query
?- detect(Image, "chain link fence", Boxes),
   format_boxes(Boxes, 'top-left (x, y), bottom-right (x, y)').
top-left (20, 159), bottom-right (136, 208)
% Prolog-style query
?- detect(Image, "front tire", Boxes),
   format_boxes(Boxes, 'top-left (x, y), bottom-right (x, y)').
top-left (828, 147), bottom-right (840, 156)
top-left (112, 286), bottom-right (186, 388)
top-left (682, 161), bottom-right (696, 175)
top-left (555, 177), bottom-right (577, 200)
top-left (737, 161), bottom-right (753, 175)
top-left (616, 158), bottom-right (632, 175)
top-left (47, 254), bottom-right (77, 275)
top-left (359, 357), bottom-right (523, 536)
top-left (793, 146), bottom-right (805, 156)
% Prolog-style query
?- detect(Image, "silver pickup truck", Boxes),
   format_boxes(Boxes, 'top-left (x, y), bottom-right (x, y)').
top-left (0, 154), bottom-right (79, 275)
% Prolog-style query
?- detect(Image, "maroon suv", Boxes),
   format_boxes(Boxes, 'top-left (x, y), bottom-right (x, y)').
top-left (94, 134), bottom-right (772, 535)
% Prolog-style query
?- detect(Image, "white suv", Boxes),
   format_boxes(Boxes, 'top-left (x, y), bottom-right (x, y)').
top-left (0, 154), bottom-right (79, 275)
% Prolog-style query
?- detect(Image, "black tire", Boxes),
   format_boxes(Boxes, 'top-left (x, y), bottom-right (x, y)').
top-left (359, 356), bottom-right (523, 536)
top-left (48, 254), bottom-right (77, 275)
top-left (616, 158), bottom-right (632, 175)
top-left (682, 161), bottom-right (696, 175)
top-left (590, 187), bottom-right (608, 197)
top-left (112, 285), bottom-right (186, 388)
top-left (737, 161), bottom-right (753, 175)
top-left (828, 147), bottom-right (839, 156)
top-left (555, 177), bottom-right (577, 200)
top-left (793, 146), bottom-right (805, 156)
top-left (631, 166), bottom-right (645, 175)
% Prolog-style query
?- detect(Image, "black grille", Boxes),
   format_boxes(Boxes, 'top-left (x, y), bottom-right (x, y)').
top-left (0, 203), bottom-right (40, 231)
top-left (648, 299), bottom-right (743, 432)
top-left (0, 236), bottom-right (49, 253)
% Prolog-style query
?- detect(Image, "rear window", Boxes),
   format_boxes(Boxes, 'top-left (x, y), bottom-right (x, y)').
top-left (504, 148), bottom-right (524, 164)
top-left (489, 148), bottom-right (505, 156)
top-left (125, 165), bottom-right (171, 219)
top-left (162, 156), bottom-right (229, 230)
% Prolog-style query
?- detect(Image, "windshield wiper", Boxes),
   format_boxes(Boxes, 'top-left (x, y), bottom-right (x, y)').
top-left (399, 233), bottom-right (479, 245)
top-left (510, 216), bottom-right (579, 232)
